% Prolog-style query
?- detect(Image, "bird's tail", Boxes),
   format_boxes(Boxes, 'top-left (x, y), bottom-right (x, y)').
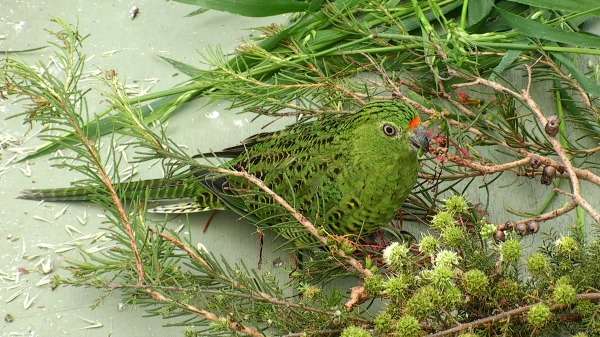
top-left (18, 178), bottom-right (207, 203)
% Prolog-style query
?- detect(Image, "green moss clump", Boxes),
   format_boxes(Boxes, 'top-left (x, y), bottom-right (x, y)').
top-left (445, 195), bottom-right (469, 214)
top-left (384, 274), bottom-right (413, 301)
top-left (418, 234), bottom-right (439, 256)
top-left (441, 225), bottom-right (467, 247)
top-left (552, 278), bottom-right (577, 305)
top-left (527, 303), bottom-right (552, 328)
top-left (341, 326), bottom-right (372, 337)
top-left (501, 238), bottom-right (522, 264)
top-left (528, 253), bottom-right (551, 278)
top-left (431, 211), bottom-right (457, 230)
top-left (395, 315), bottom-right (422, 337)
top-left (463, 269), bottom-right (489, 296)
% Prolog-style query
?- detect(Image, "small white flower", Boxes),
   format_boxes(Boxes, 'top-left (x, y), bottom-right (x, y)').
top-left (382, 242), bottom-right (399, 266)
top-left (382, 242), bottom-right (410, 269)
top-left (434, 250), bottom-right (461, 268)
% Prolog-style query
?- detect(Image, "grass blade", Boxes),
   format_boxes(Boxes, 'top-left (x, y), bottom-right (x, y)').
top-left (552, 52), bottom-right (600, 97)
top-left (505, 0), bottom-right (600, 12)
top-left (497, 7), bottom-right (600, 48)
top-left (159, 56), bottom-right (202, 77)
top-left (172, 0), bottom-right (310, 17)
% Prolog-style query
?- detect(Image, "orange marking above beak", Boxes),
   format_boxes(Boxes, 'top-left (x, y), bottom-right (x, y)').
top-left (408, 116), bottom-right (421, 130)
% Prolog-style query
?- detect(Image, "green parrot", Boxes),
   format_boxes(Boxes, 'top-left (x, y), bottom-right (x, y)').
top-left (18, 101), bottom-right (427, 245)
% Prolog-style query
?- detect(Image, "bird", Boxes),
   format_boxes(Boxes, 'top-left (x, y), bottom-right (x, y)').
top-left (18, 100), bottom-right (428, 246)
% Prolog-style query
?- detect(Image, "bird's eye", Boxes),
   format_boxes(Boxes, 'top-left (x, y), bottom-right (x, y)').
top-left (382, 123), bottom-right (397, 137)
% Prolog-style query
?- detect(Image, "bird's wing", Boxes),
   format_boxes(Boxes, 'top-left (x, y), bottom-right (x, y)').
top-left (193, 131), bottom-right (277, 158)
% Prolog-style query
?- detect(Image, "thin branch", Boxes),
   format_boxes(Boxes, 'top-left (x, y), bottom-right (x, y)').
top-left (146, 289), bottom-right (265, 337)
top-left (451, 66), bottom-right (600, 224)
top-left (214, 167), bottom-right (373, 278)
top-left (427, 292), bottom-right (600, 337)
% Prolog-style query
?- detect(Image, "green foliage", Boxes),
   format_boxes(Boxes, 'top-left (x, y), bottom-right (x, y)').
top-left (527, 303), bottom-right (552, 328)
top-left (4, 1), bottom-right (600, 336)
top-left (463, 269), bottom-right (489, 296)
top-left (340, 326), bottom-right (372, 337)
top-left (395, 315), bottom-right (422, 337)
top-left (501, 238), bottom-right (522, 264)
top-left (171, 0), bottom-right (313, 17)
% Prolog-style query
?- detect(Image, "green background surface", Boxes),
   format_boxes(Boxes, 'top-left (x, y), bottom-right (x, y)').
top-left (0, 1), bottom-right (288, 336)
top-left (1, 1), bottom-right (599, 337)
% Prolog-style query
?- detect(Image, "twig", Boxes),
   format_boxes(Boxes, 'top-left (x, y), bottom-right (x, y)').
top-left (513, 201), bottom-right (578, 227)
top-left (427, 292), bottom-right (600, 337)
top-left (146, 289), bottom-right (265, 337)
top-left (157, 229), bottom-right (362, 320)
top-left (215, 167), bottom-right (373, 278)
top-left (452, 66), bottom-right (600, 224)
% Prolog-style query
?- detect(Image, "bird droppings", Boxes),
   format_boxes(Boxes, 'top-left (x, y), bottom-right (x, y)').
top-left (129, 5), bottom-right (140, 20)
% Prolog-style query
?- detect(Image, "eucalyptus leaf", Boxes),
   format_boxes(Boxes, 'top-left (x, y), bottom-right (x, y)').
top-left (497, 7), bottom-right (600, 48)
top-left (159, 56), bottom-right (203, 77)
top-left (489, 49), bottom-right (521, 80)
top-left (172, 0), bottom-right (310, 17)
top-left (467, 0), bottom-right (494, 26)
top-left (552, 52), bottom-right (600, 97)
top-left (505, 0), bottom-right (600, 13)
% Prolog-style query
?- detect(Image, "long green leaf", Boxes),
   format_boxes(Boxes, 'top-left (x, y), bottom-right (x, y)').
top-left (497, 7), bottom-right (600, 48)
top-left (159, 56), bottom-right (203, 77)
top-left (489, 49), bottom-right (521, 80)
top-left (172, 0), bottom-right (310, 17)
top-left (505, 0), bottom-right (600, 12)
top-left (552, 52), bottom-right (600, 97)
top-left (467, 0), bottom-right (494, 26)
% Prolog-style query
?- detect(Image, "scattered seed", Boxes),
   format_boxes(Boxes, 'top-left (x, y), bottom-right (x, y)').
top-left (4, 313), bottom-right (14, 323)
top-left (54, 246), bottom-right (75, 253)
top-left (36, 243), bottom-right (54, 250)
top-left (53, 205), bottom-right (69, 219)
top-left (33, 216), bottom-right (52, 223)
top-left (129, 5), bottom-right (140, 20)
top-left (23, 291), bottom-right (39, 309)
top-left (40, 256), bottom-right (54, 274)
top-left (36, 275), bottom-right (52, 287)
top-left (65, 224), bottom-right (83, 237)
top-left (5, 288), bottom-right (24, 303)
top-left (18, 163), bottom-right (31, 177)
top-left (77, 317), bottom-right (103, 330)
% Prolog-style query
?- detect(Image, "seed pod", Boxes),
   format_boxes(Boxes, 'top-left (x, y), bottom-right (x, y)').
top-left (541, 166), bottom-right (556, 185)
top-left (528, 221), bottom-right (540, 233)
top-left (505, 221), bottom-right (514, 231)
top-left (516, 222), bottom-right (528, 235)
top-left (545, 116), bottom-right (560, 137)
top-left (530, 155), bottom-right (542, 169)
top-left (498, 222), bottom-right (506, 231)
top-left (495, 230), bottom-right (506, 242)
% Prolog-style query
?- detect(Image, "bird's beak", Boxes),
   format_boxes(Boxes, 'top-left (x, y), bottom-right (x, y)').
top-left (410, 127), bottom-right (430, 154)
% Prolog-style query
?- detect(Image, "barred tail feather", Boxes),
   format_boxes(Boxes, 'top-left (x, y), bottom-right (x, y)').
top-left (148, 201), bottom-right (224, 214)
top-left (18, 178), bottom-right (207, 202)
top-left (18, 186), bottom-right (97, 201)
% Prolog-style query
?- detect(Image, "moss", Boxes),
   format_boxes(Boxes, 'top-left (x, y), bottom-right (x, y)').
top-left (383, 242), bottom-right (411, 270)
top-left (395, 315), bottom-right (422, 337)
top-left (527, 303), bottom-right (552, 328)
top-left (501, 238), bottom-right (521, 264)
top-left (463, 269), bottom-right (489, 296)
top-left (418, 234), bottom-right (439, 256)
top-left (441, 225), bottom-right (466, 247)
top-left (527, 253), bottom-right (551, 278)
top-left (340, 326), bottom-right (372, 337)
top-left (364, 274), bottom-right (385, 295)
top-left (384, 274), bottom-right (413, 301)
top-left (431, 210), bottom-right (457, 230)
top-left (552, 278), bottom-right (576, 305)
top-left (445, 195), bottom-right (469, 214)
top-left (406, 285), bottom-right (440, 320)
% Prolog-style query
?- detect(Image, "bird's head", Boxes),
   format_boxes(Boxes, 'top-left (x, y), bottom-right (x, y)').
top-left (348, 101), bottom-right (430, 161)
